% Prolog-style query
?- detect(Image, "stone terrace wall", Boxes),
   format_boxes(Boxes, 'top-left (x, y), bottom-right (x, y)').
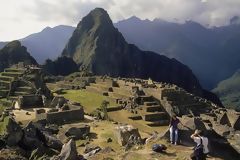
top-left (46, 108), bottom-right (84, 124)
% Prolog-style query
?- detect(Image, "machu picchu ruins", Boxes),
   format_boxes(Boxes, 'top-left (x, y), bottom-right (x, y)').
top-left (1, 61), bottom-right (240, 159)
top-left (1, 5), bottom-right (240, 160)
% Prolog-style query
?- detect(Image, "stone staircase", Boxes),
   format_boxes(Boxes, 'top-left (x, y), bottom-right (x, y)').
top-left (85, 79), bottom-right (132, 99)
top-left (0, 68), bottom-right (25, 98)
top-left (136, 95), bottom-right (169, 127)
top-left (85, 78), bottom-right (170, 127)
top-left (160, 89), bottom-right (212, 116)
top-left (0, 68), bottom-right (37, 100)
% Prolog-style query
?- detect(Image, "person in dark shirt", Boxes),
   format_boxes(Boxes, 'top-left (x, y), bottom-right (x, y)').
top-left (169, 115), bottom-right (182, 145)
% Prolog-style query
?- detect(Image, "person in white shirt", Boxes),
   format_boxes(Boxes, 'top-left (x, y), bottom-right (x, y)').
top-left (190, 129), bottom-right (209, 160)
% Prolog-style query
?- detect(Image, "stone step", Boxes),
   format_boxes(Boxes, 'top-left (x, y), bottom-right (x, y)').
top-left (0, 90), bottom-right (9, 97)
top-left (0, 76), bottom-right (14, 82)
top-left (1, 72), bottom-right (23, 78)
top-left (0, 80), bottom-right (11, 87)
top-left (128, 115), bottom-right (142, 120)
top-left (141, 112), bottom-right (168, 122)
top-left (15, 86), bottom-right (34, 93)
top-left (138, 95), bottom-right (153, 102)
top-left (144, 105), bottom-right (163, 112)
top-left (147, 120), bottom-right (169, 127)
top-left (13, 91), bottom-right (29, 96)
top-left (8, 96), bottom-right (18, 101)
top-left (144, 101), bottom-right (158, 106)
top-left (0, 86), bottom-right (8, 90)
top-left (4, 68), bottom-right (25, 73)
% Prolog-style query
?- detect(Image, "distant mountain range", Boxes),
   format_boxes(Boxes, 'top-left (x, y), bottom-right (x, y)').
top-left (0, 8), bottom-right (222, 106)
top-left (213, 69), bottom-right (240, 111)
top-left (48, 8), bottom-right (220, 106)
top-left (115, 16), bottom-right (240, 90)
top-left (0, 25), bottom-right (75, 64)
top-left (1, 15), bottom-right (240, 91)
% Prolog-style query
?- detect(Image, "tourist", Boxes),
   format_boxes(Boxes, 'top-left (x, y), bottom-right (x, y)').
top-left (169, 114), bottom-right (182, 145)
top-left (190, 129), bottom-right (209, 160)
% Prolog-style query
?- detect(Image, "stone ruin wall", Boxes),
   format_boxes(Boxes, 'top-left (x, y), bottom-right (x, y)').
top-left (45, 108), bottom-right (84, 124)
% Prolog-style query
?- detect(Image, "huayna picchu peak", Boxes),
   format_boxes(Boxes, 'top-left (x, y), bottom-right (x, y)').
top-left (62, 8), bottom-right (200, 94)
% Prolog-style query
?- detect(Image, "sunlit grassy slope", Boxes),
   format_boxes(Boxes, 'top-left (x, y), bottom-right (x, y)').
top-left (60, 90), bottom-right (117, 113)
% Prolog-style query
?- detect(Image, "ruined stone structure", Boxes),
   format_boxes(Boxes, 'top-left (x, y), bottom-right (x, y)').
top-left (0, 64), bottom-right (51, 101)
top-left (115, 125), bottom-right (141, 146)
top-left (14, 95), bottom-right (44, 109)
top-left (34, 97), bottom-right (84, 124)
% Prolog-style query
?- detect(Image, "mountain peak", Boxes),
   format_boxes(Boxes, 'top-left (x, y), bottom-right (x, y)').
top-left (78, 8), bottom-right (112, 28)
top-left (4, 40), bottom-right (21, 49)
top-left (0, 41), bottom-right (37, 71)
top-left (62, 8), bottom-right (203, 94)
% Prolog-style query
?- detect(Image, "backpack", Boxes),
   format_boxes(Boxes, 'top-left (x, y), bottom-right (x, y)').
top-left (194, 138), bottom-right (204, 159)
top-left (152, 144), bottom-right (167, 153)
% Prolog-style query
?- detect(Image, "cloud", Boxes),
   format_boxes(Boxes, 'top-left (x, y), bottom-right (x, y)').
top-left (1, 0), bottom-right (240, 41)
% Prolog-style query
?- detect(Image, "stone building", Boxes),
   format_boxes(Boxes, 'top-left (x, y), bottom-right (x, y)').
top-left (14, 95), bottom-right (44, 109)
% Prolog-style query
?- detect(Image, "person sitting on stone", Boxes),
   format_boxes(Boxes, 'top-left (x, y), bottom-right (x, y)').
top-left (190, 129), bottom-right (209, 160)
top-left (168, 114), bottom-right (183, 145)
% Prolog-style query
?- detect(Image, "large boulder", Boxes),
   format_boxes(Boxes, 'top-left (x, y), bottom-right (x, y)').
top-left (0, 117), bottom-right (23, 146)
top-left (40, 131), bottom-right (63, 151)
top-left (114, 125), bottom-right (141, 146)
top-left (65, 125), bottom-right (90, 140)
top-left (83, 146), bottom-right (101, 159)
top-left (21, 121), bottom-right (43, 150)
top-left (51, 139), bottom-right (83, 160)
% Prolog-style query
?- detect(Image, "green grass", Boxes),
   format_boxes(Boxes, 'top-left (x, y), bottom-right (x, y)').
top-left (60, 90), bottom-right (117, 113)
top-left (0, 98), bottom-right (10, 114)
top-left (0, 116), bottom-right (9, 135)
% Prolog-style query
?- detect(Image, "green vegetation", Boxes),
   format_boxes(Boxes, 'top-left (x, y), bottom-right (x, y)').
top-left (100, 100), bottom-right (109, 120)
top-left (60, 90), bottom-right (116, 113)
top-left (0, 98), bottom-right (11, 114)
top-left (213, 70), bottom-right (240, 110)
top-left (0, 116), bottom-right (9, 135)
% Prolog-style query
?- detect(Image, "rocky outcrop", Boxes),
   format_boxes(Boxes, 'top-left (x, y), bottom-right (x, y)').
top-left (51, 139), bottom-right (82, 160)
top-left (0, 117), bottom-right (23, 147)
top-left (114, 125), bottom-right (142, 146)
top-left (65, 125), bottom-right (90, 140)
top-left (0, 41), bottom-right (37, 72)
top-left (21, 121), bottom-right (43, 150)
top-left (43, 57), bottom-right (78, 76)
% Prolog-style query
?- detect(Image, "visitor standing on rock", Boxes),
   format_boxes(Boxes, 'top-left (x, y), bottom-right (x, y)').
top-left (190, 129), bottom-right (209, 160)
top-left (169, 115), bottom-right (182, 145)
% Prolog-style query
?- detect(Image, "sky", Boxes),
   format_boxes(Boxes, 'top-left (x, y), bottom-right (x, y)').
top-left (0, 0), bottom-right (240, 41)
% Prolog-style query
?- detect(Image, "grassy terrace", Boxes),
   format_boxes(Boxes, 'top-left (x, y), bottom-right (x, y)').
top-left (60, 90), bottom-right (117, 113)
top-left (0, 98), bottom-right (10, 114)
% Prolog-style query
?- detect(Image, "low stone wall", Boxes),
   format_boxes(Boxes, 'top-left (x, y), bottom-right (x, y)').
top-left (106, 106), bottom-right (123, 112)
top-left (46, 107), bottom-right (84, 124)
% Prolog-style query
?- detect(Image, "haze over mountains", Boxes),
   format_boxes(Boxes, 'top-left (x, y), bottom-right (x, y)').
top-left (60, 8), bottom-right (202, 95)
top-left (1, 14), bottom-right (240, 91)
top-left (213, 69), bottom-right (240, 111)
top-left (0, 25), bottom-right (75, 64)
top-left (115, 16), bottom-right (240, 90)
